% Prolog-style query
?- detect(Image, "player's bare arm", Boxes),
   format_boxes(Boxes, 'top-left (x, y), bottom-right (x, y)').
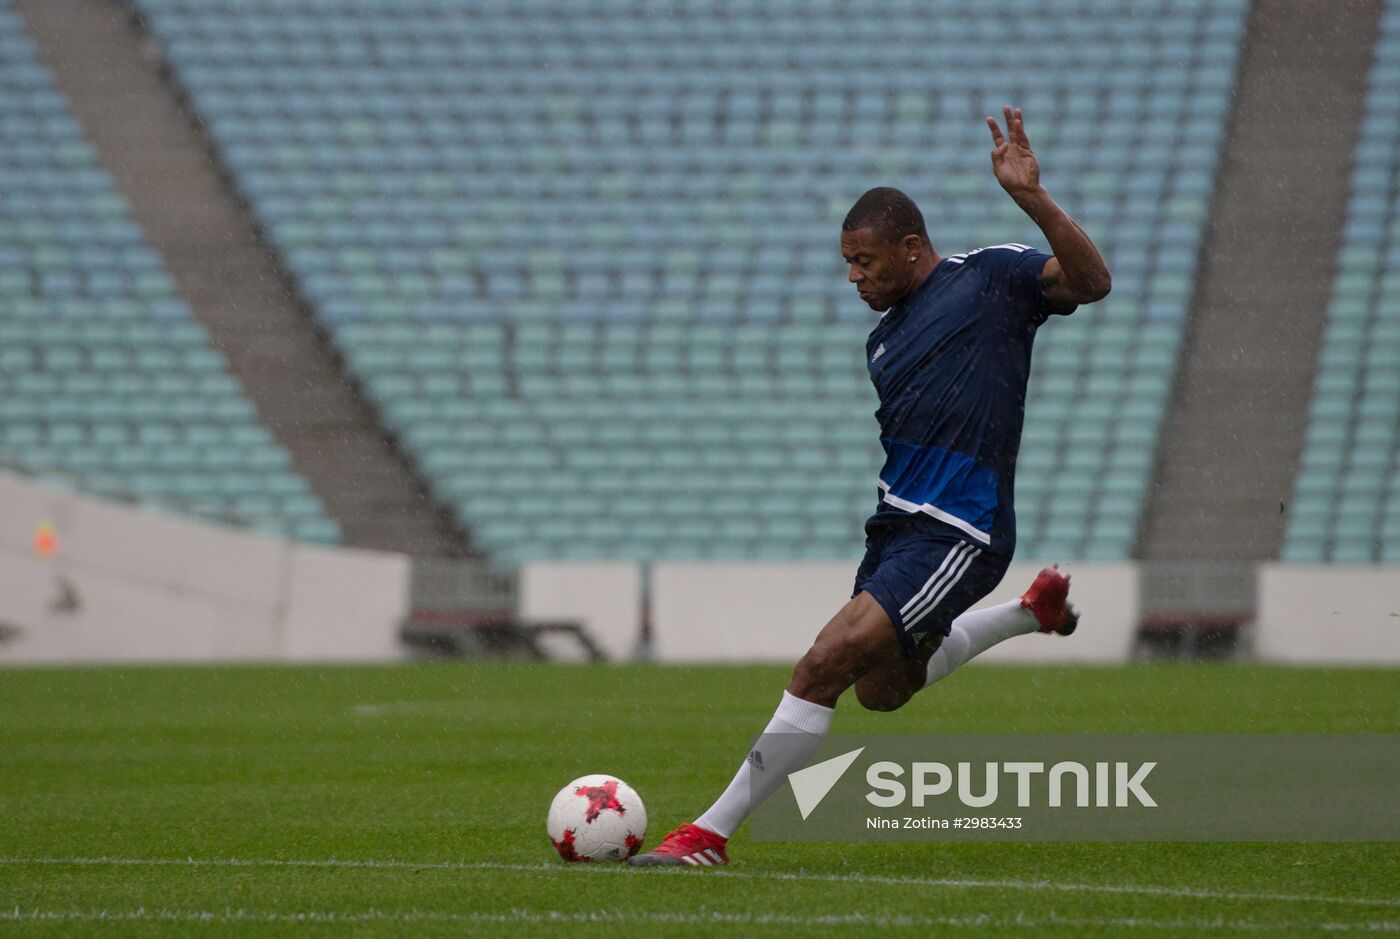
top-left (987, 105), bottom-right (1112, 307)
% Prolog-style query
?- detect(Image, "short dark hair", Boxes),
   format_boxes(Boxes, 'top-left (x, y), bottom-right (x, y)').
top-left (842, 187), bottom-right (929, 244)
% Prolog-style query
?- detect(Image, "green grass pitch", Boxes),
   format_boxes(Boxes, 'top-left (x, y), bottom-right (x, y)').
top-left (1, 662), bottom-right (1397, 936)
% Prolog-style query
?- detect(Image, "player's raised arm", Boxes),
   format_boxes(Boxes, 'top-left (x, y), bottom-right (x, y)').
top-left (987, 106), bottom-right (1112, 307)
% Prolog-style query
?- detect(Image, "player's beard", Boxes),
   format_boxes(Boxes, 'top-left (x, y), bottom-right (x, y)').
top-left (859, 289), bottom-right (890, 312)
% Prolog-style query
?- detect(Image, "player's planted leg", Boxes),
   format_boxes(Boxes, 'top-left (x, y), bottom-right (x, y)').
top-left (629, 592), bottom-right (900, 867)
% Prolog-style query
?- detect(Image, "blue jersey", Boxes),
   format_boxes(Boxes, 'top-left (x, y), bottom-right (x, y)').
top-left (865, 243), bottom-right (1073, 554)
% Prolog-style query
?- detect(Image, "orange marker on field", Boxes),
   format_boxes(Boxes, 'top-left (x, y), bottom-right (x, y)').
top-left (33, 520), bottom-right (58, 557)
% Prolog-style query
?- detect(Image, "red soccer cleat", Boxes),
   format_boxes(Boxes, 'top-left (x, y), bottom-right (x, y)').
top-left (627, 822), bottom-right (729, 868)
top-left (1019, 565), bottom-right (1079, 636)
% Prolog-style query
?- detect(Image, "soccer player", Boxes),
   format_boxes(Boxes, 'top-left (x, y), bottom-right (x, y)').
top-left (630, 107), bottom-right (1112, 867)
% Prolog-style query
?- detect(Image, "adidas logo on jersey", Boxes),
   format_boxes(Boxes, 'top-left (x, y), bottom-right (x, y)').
top-left (871, 343), bottom-right (886, 364)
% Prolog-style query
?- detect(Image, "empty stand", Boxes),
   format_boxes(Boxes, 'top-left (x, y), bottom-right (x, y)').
top-left (17, 0), bottom-right (470, 556)
top-left (130, 0), bottom-right (1248, 562)
top-left (1284, 0), bottom-right (1400, 563)
top-left (0, 0), bottom-right (336, 541)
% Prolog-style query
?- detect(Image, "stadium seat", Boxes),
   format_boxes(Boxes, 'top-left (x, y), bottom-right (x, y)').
top-left (127, 0), bottom-right (1249, 562)
top-left (0, 1), bottom-right (336, 541)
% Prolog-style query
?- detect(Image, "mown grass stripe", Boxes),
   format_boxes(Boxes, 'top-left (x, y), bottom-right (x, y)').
top-left (1, 907), bottom-right (1397, 933)
top-left (3, 855), bottom-right (1397, 909)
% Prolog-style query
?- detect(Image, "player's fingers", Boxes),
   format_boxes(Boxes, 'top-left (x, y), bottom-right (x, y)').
top-left (1013, 107), bottom-right (1030, 147)
top-left (986, 116), bottom-right (1005, 146)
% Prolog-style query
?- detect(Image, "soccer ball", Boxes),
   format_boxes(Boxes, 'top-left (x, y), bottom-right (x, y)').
top-left (547, 774), bottom-right (647, 862)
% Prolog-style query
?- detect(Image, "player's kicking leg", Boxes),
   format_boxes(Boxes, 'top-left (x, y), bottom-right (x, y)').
top-left (856, 564), bottom-right (1079, 711)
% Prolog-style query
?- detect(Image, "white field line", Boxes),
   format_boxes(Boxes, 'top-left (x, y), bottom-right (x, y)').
top-left (348, 700), bottom-right (470, 716)
top-left (0, 908), bottom-right (1396, 933)
top-left (2, 855), bottom-right (1398, 911)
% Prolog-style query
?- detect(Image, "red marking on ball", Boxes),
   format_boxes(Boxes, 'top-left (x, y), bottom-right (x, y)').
top-left (551, 828), bottom-right (588, 862)
top-left (574, 779), bottom-right (624, 823)
top-left (624, 832), bottom-right (643, 857)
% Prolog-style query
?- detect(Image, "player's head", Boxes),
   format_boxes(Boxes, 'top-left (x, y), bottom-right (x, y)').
top-left (840, 187), bottom-right (932, 312)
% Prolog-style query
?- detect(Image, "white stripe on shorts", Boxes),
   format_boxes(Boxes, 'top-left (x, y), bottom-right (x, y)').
top-left (905, 545), bottom-right (982, 629)
top-left (898, 542), bottom-right (972, 617)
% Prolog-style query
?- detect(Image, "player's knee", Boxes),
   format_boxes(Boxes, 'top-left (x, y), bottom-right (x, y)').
top-left (787, 646), bottom-right (837, 699)
top-left (788, 637), bottom-right (860, 702)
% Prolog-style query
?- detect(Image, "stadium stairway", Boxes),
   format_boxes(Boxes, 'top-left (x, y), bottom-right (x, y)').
top-left (15, 0), bottom-right (471, 556)
top-left (1141, 0), bottom-right (1382, 570)
top-left (1282, 0), bottom-right (1400, 564)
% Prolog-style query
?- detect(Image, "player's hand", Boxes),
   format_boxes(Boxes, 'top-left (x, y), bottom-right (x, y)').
top-left (987, 106), bottom-right (1042, 201)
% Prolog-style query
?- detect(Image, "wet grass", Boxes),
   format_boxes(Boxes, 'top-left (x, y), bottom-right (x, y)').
top-left (1, 662), bottom-right (1396, 936)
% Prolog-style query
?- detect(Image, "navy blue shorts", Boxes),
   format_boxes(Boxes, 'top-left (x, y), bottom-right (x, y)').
top-left (852, 519), bottom-right (1011, 656)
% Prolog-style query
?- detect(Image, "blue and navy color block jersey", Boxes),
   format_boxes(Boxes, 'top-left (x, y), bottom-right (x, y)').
top-left (865, 243), bottom-right (1074, 554)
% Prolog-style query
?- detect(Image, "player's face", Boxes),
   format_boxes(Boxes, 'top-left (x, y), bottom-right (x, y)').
top-left (841, 228), bottom-right (910, 313)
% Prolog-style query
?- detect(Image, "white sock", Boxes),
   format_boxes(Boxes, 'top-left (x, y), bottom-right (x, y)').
top-left (924, 599), bottom-right (1037, 687)
top-left (693, 690), bottom-right (834, 839)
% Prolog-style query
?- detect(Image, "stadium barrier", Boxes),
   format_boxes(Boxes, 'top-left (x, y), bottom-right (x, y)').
top-left (517, 561), bottom-right (642, 661)
top-left (0, 471), bottom-right (409, 664)
top-left (649, 562), bottom-right (1140, 664)
top-left (1254, 564), bottom-right (1400, 664)
top-left (6, 468), bottom-right (1394, 666)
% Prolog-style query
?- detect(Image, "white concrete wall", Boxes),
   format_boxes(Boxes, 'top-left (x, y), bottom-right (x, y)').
top-left (650, 561), bottom-right (1139, 663)
top-left (518, 561), bottom-right (642, 661)
top-left (281, 542), bottom-right (410, 661)
top-left (652, 562), bottom-right (852, 662)
top-left (0, 471), bottom-right (410, 664)
top-left (0, 475), bottom-right (1341, 670)
top-left (1255, 564), bottom-right (1400, 664)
